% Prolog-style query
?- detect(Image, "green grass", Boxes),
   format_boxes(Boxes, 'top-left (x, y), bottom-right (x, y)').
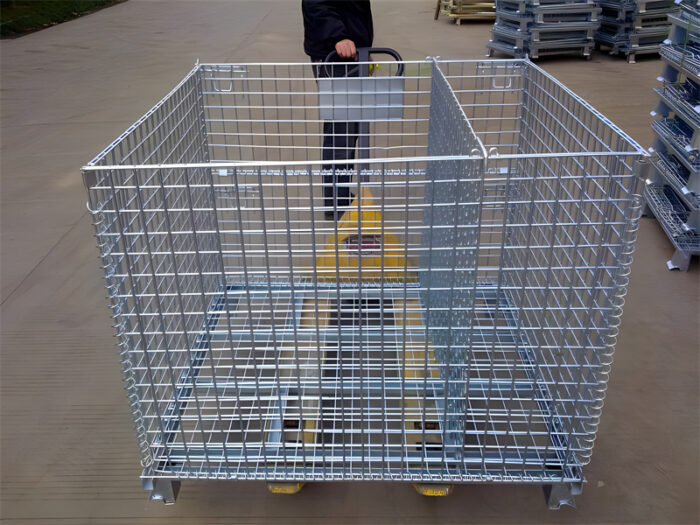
top-left (0, 0), bottom-right (125, 38)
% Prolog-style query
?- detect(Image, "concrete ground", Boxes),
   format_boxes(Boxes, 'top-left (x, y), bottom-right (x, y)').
top-left (1, 0), bottom-right (698, 523)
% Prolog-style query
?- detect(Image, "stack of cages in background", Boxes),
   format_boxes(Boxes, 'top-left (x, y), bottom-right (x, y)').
top-left (595, 0), bottom-right (679, 63)
top-left (487, 0), bottom-right (601, 59)
top-left (83, 58), bottom-right (647, 508)
top-left (646, 2), bottom-right (700, 270)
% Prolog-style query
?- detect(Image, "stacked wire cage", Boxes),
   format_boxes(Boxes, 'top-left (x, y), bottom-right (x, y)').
top-left (83, 58), bottom-right (648, 508)
top-left (595, 0), bottom-right (679, 63)
top-left (646, 3), bottom-right (700, 270)
top-left (487, 0), bottom-right (601, 58)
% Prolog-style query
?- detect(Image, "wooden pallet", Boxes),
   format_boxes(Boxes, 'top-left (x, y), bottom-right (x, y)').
top-left (435, 0), bottom-right (496, 23)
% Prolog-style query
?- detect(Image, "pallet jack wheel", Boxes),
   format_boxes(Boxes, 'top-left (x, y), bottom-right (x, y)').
top-left (267, 482), bottom-right (306, 494)
top-left (412, 483), bottom-right (454, 496)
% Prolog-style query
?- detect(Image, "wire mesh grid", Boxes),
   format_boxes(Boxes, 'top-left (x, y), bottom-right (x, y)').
top-left (84, 58), bottom-right (647, 485)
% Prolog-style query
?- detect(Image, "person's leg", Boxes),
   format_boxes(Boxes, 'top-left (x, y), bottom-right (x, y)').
top-left (313, 60), bottom-right (359, 217)
top-left (323, 121), bottom-right (358, 211)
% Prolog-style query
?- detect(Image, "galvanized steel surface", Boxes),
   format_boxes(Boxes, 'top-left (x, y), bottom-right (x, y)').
top-left (84, 58), bottom-right (646, 486)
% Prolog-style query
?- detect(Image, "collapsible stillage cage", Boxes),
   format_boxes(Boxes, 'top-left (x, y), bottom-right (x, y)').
top-left (83, 57), bottom-right (648, 509)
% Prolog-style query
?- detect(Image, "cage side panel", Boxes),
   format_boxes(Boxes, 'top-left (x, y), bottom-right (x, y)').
top-left (516, 63), bottom-right (628, 155)
top-left (86, 175), bottom-right (155, 469)
top-left (497, 65), bottom-right (644, 469)
top-left (423, 65), bottom-right (484, 458)
top-left (91, 73), bottom-right (206, 167)
top-left (501, 155), bottom-right (642, 469)
top-left (85, 71), bottom-right (226, 474)
top-left (87, 165), bottom-right (224, 476)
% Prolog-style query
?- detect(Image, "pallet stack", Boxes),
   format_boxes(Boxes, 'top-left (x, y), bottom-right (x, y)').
top-left (487, 0), bottom-right (601, 59)
top-left (645, 3), bottom-right (700, 271)
top-left (437, 0), bottom-right (496, 23)
top-left (595, 0), bottom-right (679, 63)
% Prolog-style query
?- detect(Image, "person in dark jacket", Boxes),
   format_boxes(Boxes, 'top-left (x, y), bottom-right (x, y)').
top-left (302, 0), bottom-right (373, 220)
top-left (302, 0), bottom-right (373, 61)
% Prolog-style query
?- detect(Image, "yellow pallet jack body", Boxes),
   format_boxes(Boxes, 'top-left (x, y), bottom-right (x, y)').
top-left (268, 188), bottom-right (451, 496)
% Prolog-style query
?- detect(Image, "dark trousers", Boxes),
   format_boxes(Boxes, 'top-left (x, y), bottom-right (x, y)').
top-left (312, 61), bottom-right (359, 210)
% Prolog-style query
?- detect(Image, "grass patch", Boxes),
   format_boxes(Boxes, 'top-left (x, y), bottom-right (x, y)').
top-left (0, 0), bottom-right (126, 38)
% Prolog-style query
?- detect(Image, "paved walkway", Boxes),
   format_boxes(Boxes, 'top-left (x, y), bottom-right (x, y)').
top-left (1, 1), bottom-right (697, 523)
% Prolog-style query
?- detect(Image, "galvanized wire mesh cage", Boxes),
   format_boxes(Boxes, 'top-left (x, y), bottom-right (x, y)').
top-left (83, 58), bottom-right (647, 507)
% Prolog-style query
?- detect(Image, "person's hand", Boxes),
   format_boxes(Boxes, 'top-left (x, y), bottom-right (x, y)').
top-left (335, 39), bottom-right (357, 60)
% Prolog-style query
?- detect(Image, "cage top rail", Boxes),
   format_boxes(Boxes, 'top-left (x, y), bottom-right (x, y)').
top-left (83, 57), bottom-right (648, 173)
top-left (81, 150), bottom-right (647, 173)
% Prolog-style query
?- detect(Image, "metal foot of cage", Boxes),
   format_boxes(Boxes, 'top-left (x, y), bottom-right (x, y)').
top-left (84, 57), bottom-right (647, 508)
top-left (543, 481), bottom-right (582, 510)
top-left (142, 477), bottom-right (180, 505)
top-left (667, 248), bottom-right (693, 271)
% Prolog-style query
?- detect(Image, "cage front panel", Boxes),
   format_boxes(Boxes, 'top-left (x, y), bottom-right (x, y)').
top-left (84, 59), bottom-right (645, 484)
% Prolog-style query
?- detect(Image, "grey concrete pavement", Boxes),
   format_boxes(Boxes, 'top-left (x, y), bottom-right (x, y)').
top-left (1, 1), bottom-right (698, 523)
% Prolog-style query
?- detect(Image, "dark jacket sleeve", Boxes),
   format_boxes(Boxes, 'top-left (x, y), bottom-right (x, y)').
top-left (302, 0), bottom-right (349, 55)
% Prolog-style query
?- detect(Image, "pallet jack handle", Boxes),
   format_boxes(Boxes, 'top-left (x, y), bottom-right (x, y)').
top-left (322, 47), bottom-right (404, 169)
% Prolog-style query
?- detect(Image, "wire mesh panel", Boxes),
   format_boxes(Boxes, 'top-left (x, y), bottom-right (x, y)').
top-left (84, 59), bottom-right (647, 501)
top-left (440, 59), bottom-right (645, 476)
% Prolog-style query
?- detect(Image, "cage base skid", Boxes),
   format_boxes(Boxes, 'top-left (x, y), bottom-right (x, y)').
top-left (141, 476), bottom-right (580, 507)
top-left (596, 40), bottom-right (663, 62)
top-left (487, 38), bottom-right (594, 58)
top-left (453, 14), bottom-right (498, 23)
